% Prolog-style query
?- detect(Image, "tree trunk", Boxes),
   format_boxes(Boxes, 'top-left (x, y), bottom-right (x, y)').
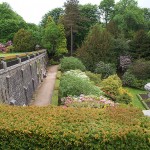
top-left (71, 25), bottom-right (73, 56)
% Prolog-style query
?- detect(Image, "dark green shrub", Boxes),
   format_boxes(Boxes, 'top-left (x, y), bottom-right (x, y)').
top-left (59, 74), bottom-right (103, 98)
top-left (60, 57), bottom-right (86, 72)
top-left (13, 28), bottom-right (35, 52)
top-left (85, 71), bottom-right (101, 86)
top-left (95, 61), bottom-right (116, 79)
top-left (0, 105), bottom-right (149, 149)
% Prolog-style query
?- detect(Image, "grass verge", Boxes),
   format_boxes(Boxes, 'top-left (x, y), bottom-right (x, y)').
top-left (124, 87), bottom-right (147, 109)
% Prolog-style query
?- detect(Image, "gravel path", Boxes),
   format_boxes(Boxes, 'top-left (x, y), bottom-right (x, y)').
top-left (31, 65), bottom-right (58, 106)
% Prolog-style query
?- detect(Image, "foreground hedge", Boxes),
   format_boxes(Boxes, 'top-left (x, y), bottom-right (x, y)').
top-left (0, 105), bottom-right (150, 149)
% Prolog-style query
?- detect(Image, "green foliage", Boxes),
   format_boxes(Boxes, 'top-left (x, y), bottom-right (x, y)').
top-left (85, 71), bottom-right (101, 86)
top-left (95, 61), bottom-right (116, 79)
top-left (0, 105), bottom-right (149, 149)
top-left (13, 29), bottom-right (35, 52)
top-left (113, 0), bottom-right (145, 38)
top-left (123, 59), bottom-right (150, 89)
top-left (40, 7), bottom-right (64, 26)
top-left (77, 24), bottom-right (113, 71)
top-left (129, 30), bottom-right (150, 60)
top-left (76, 4), bottom-right (99, 46)
top-left (59, 73), bottom-right (103, 98)
top-left (60, 57), bottom-right (86, 72)
top-left (42, 18), bottom-right (67, 57)
top-left (0, 2), bottom-right (27, 42)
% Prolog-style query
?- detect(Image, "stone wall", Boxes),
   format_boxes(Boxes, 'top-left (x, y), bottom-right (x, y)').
top-left (0, 50), bottom-right (47, 105)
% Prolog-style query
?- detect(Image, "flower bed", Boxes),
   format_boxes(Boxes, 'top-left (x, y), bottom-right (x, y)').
top-left (61, 95), bottom-right (115, 108)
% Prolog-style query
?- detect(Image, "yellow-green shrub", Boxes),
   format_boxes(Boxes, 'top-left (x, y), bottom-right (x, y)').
top-left (0, 105), bottom-right (149, 149)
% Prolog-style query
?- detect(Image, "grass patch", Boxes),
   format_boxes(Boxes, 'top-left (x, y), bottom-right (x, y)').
top-left (124, 87), bottom-right (147, 109)
top-left (51, 90), bottom-right (59, 106)
top-left (51, 71), bottom-right (61, 106)
top-left (0, 53), bottom-right (23, 57)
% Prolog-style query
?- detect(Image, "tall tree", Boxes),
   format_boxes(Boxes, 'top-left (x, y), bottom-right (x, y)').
top-left (77, 24), bottom-right (113, 70)
top-left (42, 17), bottom-right (67, 57)
top-left (99, 0), bottom-right (115, 25)
top-left (76, 4), bottom-right (99, 46)
top-left (63, 0), bottom-right (80, 55)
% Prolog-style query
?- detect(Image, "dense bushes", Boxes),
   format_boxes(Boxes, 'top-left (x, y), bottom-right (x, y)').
top-left (0, 105), bottom-right (149, 149)
top-left (60, 57), bottom-right (86, 72)
top-left (95, 61), bottom-right (116, 79)
top-left (59, 71), bottom-right (103, 98)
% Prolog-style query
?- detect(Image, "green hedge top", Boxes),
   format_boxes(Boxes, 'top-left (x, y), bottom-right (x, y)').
top-left (0, 105), bottom-right (150, 149)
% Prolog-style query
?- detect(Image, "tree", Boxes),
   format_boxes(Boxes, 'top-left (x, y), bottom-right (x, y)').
top-left (13, 29), bottom-right (35, 52)
top-left (42, 17), bottom-right (67, 57)
top-left (77, 24), bottom-right (113, 71)
top-left (129, 30), bottom-right (150, 60)
top-left (63, 0), bottom-right (80, 55)
top-left (99, 0), bottom-right (115, 25)
top-left (113, 0), bottom-right (145, 38)
top-left (76, 4), bottom-right (99, 46)
top-left (40, 8), bottom-right (64, 27)
top-left (0, 2), bottom-right (27, 43)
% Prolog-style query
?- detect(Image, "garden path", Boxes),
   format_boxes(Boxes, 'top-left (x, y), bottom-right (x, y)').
top-left (31, 65), bottom-right (58, 106)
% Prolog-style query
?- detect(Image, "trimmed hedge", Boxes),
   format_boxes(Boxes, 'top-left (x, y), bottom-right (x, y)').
top-left (0, 105), bottom-right (150, 149)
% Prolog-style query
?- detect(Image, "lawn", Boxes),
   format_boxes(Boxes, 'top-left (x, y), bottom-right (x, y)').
top-left (124, 87), bottom-right (147, 109)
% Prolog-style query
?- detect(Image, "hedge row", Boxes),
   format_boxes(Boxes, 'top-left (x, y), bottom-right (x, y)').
top-left (0, 105), bottom-right (150, 149)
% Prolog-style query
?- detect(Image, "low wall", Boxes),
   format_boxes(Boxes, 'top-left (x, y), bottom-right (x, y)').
top-left (0, 50), bottom-right (47, 105)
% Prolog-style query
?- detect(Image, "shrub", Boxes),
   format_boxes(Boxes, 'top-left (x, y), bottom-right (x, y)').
top-left (61, 95), bottom-right (115, 108)
top-left (129, 59), bottom-right (150, 80)
top-left (123, 71), bottom-right (150, 90)
top-left (85, 71), bottom-right (101, 86)
top-left (13, 28), bottom-right (35, 52)
top-left (95, 61), bottom-right (116, 79)
top-left (60, 57), bottom-right (86, 72)
top-left (59, 73), bottom-right (103, 98)
top-left (0, 105), bottom-right (149, 149)
top-left (102, 75), bottom-right (132, 104)
top-left (102, 74), bottom-right (122, 98)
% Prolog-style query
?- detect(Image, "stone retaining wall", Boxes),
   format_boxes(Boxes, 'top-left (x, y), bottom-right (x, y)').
top-left (0, 50), bottom-right (47, 105)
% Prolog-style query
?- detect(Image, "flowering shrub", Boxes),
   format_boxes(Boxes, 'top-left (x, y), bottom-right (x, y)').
top-left (64, 70), bottom-right (90, 81)
top-left (61, 95), bottom-right (115, 108)
top-left (59, 73), bottom-right (103, 98)
top-left (0, 105), bottom-right (149, 149)
top-left (0, 43), bottom-right (6, 52)
top-left (60, 57), bottom-right (86, 72)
